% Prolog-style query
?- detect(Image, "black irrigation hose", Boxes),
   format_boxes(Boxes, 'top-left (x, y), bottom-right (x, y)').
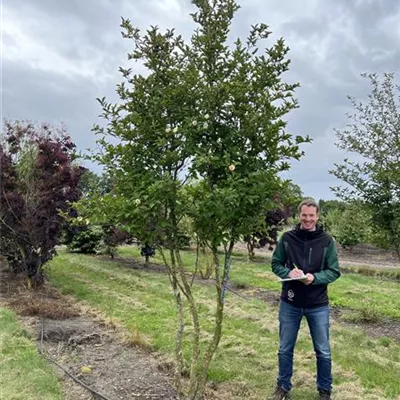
top-left (39, 318), bottom-right (112, 400)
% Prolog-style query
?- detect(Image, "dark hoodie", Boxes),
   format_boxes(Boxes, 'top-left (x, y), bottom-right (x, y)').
top-left (271, 225), bottom-right (340, 308)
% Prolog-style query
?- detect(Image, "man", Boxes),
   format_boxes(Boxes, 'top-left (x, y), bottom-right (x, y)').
top-left (270, 199), bottom-right (340, 400)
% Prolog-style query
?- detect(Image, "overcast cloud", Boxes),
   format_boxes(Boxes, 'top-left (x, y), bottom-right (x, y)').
top-left (2, 0), bottom-right (400, 199)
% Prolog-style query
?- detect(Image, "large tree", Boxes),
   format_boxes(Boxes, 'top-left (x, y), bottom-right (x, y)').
top-left (87, 1), bottom-right (310, 398)
top-left (0, 121), bottom-right (84, 286)
top-left (331, 73), bottom-right (400, 258)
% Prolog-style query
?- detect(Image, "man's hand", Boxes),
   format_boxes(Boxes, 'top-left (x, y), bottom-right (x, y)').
top-left (288, 268), bottom-right (304, 279)
top-left (303, 273), bottom-right (314, 285)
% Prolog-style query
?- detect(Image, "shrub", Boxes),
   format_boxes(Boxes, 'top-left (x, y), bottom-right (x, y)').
top-left (67, 225), bottom-right (104, 254)
top-left (65, 223), bottom-right (132, 258)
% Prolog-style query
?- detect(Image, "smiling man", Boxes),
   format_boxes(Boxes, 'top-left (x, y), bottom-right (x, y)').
top-left (269, 199), bottom-right (341, 400)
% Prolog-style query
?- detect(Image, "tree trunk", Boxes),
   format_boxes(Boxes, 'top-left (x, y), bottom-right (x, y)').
top-left (192, 241), bottom-right (234, 400)
top-left (246, 240), bottom-right (255, 261)
top-left (175, 249), bottom-right (201, 399)
top-left (175, 291), bottom-right (184, 395)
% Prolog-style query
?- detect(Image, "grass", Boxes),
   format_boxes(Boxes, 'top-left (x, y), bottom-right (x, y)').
top-left (341, 265), bottom-right (400, 281)
top-left (118, 245), bottom-right (400, 319)
top-left (0, 307), bottom-right (62, 400)
top-left (46, 248), bottom-right (400, 399)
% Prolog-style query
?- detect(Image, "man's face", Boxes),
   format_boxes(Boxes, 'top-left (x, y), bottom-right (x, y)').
top-left (299, 205), bottom-right (319, 231)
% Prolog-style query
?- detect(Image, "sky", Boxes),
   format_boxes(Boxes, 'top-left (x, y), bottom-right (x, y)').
top-left (2, 0), bottom-right (400, 200)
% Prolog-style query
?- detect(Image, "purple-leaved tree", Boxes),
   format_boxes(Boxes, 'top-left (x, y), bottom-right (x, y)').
top-left (0, 121), bottom-right (85, 287)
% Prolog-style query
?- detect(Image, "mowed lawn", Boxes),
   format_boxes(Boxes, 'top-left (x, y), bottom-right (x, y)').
top-left (45, 247), bottom-right (400, 400)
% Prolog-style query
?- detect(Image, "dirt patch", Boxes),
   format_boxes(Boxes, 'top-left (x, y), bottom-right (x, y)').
top-left (337, 243), bottom-right (400, 266)
top-left (102, 255), bottom-right (169, 274)
top-left (7, 289), bottom-right (80, 319)
top-left (34, 316), bottom-right (179, 400)
top-left (344, 319), bottom-right (400, 342)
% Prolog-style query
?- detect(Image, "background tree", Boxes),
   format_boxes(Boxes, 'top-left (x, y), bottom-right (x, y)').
top-left (61, 170), bottom-right (131, 259)
top-left (324, 202), bottom-right (372, 250)
top-left (319, 199), bottom-right (346, 217)
top-left (77, 170), bottom-right (113, 197)
top-left (330, 73), bottom-right (400, 258)
top-left (85, 1), bottom-right (310, 398)
top-left (244, 181), bottom-right (302, 260)
top-left (318, 199), bottom-right (346, 229)
top-left (0, 121), bottom-right (84, 287)
top-left (279, 180), bottom-right (303, 218)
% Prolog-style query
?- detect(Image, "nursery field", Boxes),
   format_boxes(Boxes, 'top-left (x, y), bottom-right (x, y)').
top-left (1, 247), bottom-right (400, 400)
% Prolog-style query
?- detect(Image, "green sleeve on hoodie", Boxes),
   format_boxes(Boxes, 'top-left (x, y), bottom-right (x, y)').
top-left (313, 240), bottom-right (341, 285)
top-left (271, 237), bottom-right (291, 279)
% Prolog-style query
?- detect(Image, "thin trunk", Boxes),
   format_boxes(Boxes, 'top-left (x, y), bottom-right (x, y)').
top-left (246, 240), bottom-right (255, 261)
top-left (203, 246), bottom-right (214, 280)
top-left (175, 249), bottom-right (201, 399)
top-left (220, 241), bottom-right (235, 304)
top-left (394, 245), bottom-right (400, 262)
top-left (191, 238), bottom-right (201, 285)
top-left (168, 203), bottom-right (201, 399)
top-left (175, 291), bottom-right (184, 395)
top-left (389, 228), bottom-right (400, 261)
top-left (159, 247), bottom-right (185, 394)
top-left (193, 241), bottom-right (234, 400)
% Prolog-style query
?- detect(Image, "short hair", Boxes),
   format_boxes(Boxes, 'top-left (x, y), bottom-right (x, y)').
top-left (298, 199), bottom-right (320, 214)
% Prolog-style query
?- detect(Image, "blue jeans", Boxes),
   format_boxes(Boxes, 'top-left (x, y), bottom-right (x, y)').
top-left (277, 301), bottom-right (332, 392)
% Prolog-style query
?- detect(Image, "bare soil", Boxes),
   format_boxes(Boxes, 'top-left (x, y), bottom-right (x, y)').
top-left (35, 316), bottom-right (178, 400)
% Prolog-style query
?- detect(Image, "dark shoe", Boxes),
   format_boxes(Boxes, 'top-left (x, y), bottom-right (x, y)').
top-left (319, 390), bottom-right (331, 400)
top-left (269, 385), bottom-right (290, 400)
